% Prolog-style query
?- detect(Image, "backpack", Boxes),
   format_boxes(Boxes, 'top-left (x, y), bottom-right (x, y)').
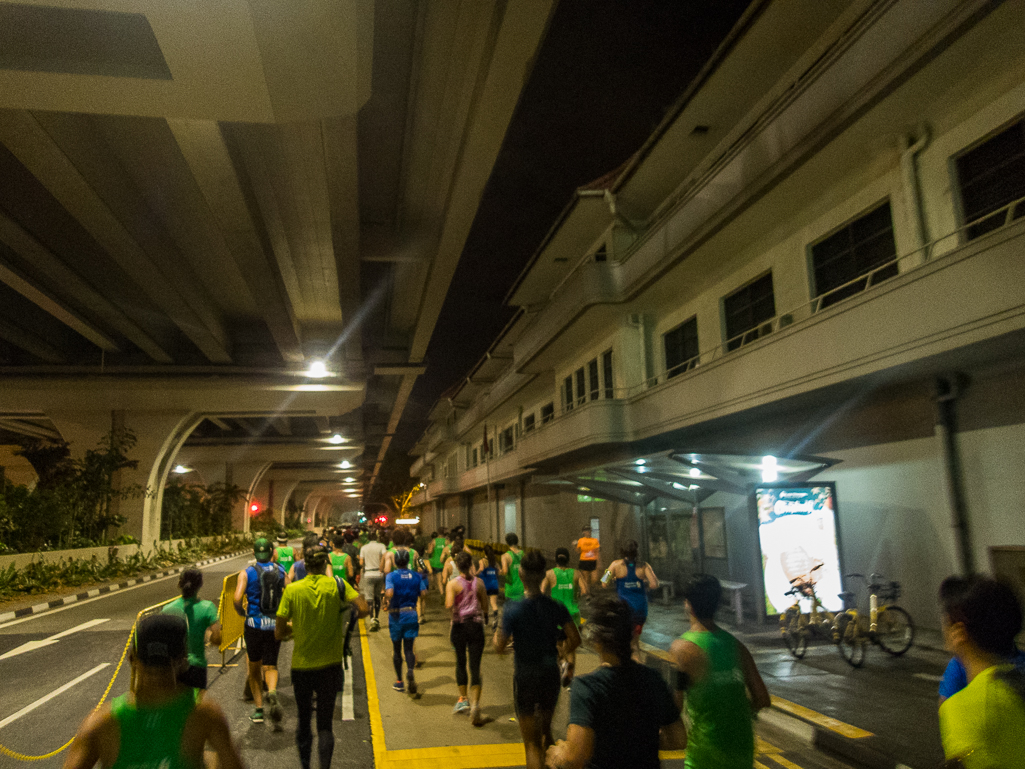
top-left (256, 563), bottom-right (284, 615)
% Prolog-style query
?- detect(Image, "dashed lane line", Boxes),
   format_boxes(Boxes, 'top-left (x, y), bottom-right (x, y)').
top-left (342, 666), bottom-right (354, 721)
top-left (0, 663), bottom-right (110, 730)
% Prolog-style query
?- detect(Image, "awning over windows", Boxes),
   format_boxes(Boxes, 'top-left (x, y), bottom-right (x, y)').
top-left (536, 451), bottom-right (839, 507)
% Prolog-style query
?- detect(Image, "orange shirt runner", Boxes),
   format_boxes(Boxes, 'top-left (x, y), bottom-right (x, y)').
top-left (576, 537), bottom-right (600, 562)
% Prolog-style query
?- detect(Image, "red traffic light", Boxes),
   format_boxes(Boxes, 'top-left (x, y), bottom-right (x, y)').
top-left (250, 503), bottom-right (260, 514)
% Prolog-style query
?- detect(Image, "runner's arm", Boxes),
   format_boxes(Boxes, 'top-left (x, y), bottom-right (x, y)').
top-left (232, 570), bottom-right (247, 616)
top-left (575, 571), bottom-right (588, 596)
top-left (346, 558), bottom-right (353, 579)
top-left (659, 718), bottom-right (687, 750)
top-left (500, 552), bottom-right (511, 575)
top-left (541, 570), bottom-right (554, 595)
top-left (208, 621), bottom-right (222, 647)
top-left (475, 579), bottom-right (490, 620)
top-left (644, 563), bottom-right (660, 590)
top-left (199, 701), bottom-right (246, 769)
top-left (544, 725), bottom-right (594, 769)
top-left (739, 641), bottom-right (771, 711)
top-left (62, 710), bottom-right (107, 769)
top-left (562, 617), bottom-right (581, 654)
top-left (274, 615), bottom-right (291, 642)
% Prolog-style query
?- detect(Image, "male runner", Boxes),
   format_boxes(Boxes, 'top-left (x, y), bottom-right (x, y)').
top-left (274, 531), bottom-right (296, 575)
top-left (572, 526), bottom-right (601, 585)
top-left (542, 548), bottom-right (588, 687)
top-left (385, 549), bottom-right (428, 693)
top-left (330, 535), bottom-right (354, 581)
top-left (428, 530), bottom-right (448, 595)
top-left (64, 614), bottom-right (245, 769)
top-left (501, 533), bottom-right (525, 603)
top-left (359, 528), bottom-right (388, 630)
top-left (233, 538), bottom-right (286, 724)
top-left (669, 574), bottom-right (770, 769)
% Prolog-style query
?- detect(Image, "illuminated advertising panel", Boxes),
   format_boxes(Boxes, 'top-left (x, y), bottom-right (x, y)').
top-left (756, 485), bottom-right (842, 614)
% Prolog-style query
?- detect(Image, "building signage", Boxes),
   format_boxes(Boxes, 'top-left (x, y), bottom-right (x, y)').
top-left (756, 485), bottom-right (842, 614)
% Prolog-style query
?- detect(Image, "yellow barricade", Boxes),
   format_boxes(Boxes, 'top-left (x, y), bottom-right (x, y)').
top-left (218, 571), bottom-right (245, 667)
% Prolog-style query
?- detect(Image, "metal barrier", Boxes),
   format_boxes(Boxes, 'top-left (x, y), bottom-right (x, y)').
top-left (217, 571), bottom-right (245, 669)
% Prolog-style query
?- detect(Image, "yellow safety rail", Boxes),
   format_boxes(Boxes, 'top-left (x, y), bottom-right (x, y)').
top-left (0, 597), bottom-right (174, 762)
top-left (217, 572), bottom-right (245, 668)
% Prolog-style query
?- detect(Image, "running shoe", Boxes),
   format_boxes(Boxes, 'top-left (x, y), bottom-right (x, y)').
top-left (370, 617), bottom-right (380, 631)
top-left (406, 672), bottom-right (417, 695)
top-left (560, 661), bottom-right (574, 689)
top-left (393, 680), bottom-right (405, 692)
top-left (265, 690), bottom-right (283, 724)
top-left (452, 698), bottom-right (470, 714)
top-left (470, 706), bottom-right (485, 727)
top-left (249, 708), bottom-right (265, 724)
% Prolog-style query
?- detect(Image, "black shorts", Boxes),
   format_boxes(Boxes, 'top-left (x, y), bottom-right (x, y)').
top-left (578, 560), bottom-right (597, 572)
top-left (513, 668), bottom-right (561, 715)
top-left (486, 588), bottom-right (499, 596)
top-left (178, 664), bottom-right (208, 690)
top-left (244, 625), bottom-right (281, 667)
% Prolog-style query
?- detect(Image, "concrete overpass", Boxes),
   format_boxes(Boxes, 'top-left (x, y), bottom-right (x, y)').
top-left (0, 0), bottom-right (555, 540)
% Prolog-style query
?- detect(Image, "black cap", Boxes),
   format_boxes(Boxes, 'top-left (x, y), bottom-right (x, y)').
top-left (134, 614), bottom-right (187, 667)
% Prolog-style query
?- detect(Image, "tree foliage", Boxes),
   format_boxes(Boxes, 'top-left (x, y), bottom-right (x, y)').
top-left (159, 480), bottom-right (246, 540)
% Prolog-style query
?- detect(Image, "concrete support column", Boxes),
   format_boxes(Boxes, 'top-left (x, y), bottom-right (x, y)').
top-left (277, 480), bottom-right (300, 524)
top-left (231, 462), bottom-right (273, 533)
top-left (48, 409), bottom-right (200, 545)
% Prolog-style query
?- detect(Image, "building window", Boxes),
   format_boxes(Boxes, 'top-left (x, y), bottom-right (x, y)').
top-left (471, 447), bottom-right (478, 468)
top-left (723, 272), bottom-right (775, 352)
top-left (956, 118), bottom-right (1025, 240)
top-left (563, 376), bottom-right (573, 412)
top-left (588, 358), bottom-right (599, 401)
top-left (541, 402), bottom-right (555, 423)
top-left (664, 316), bottom-right (699, 378)
top-left (811, 201), bottom-right (898, 309)
top-left (523, 413), bottom-right (536, 433)
top-left (501, 425), bottom-right (515, 454)
top-left (575, 367), bottom-right (586, 406)
top-left (602, 350), bottom-right (614, 398)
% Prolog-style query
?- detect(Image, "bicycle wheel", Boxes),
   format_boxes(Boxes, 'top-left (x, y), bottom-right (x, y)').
top-left (781, 608), bottom-right (807, 659)
top-left (836, 612), bottom-right (865, 667)
top-left (876, 606), bottom-right (915, 656)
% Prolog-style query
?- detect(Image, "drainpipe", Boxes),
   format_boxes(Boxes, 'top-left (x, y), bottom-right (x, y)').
top-left (901, 127), bottom-right (931, 259)
top-left (935, 375), bottom-right (974, 574)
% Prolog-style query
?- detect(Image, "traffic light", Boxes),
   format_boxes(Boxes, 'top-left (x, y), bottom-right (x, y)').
top-left (249, 502), bottom-right (261, 515)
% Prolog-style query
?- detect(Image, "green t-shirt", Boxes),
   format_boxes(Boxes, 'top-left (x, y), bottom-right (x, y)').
top-left (430, 536), bottom-right (446, 569)
top-left (940, 664), bottom-right (1025, 768)
top-left (276, 546), bottom-right (296, 574)
top-left (505, 550), bottom-right (524, 600)
top-left (551, 567), bottom-right (579, 619)
top-left (110, 690), bottom-right (197, 769)
top-left (330, 551), bottom-right (350, 577)
top-left (162, 597), bottom-right (219, 668)
top-left (277, 573), bottom-right (358, 670)
top-left (680, 629), bottom-right (754, 769)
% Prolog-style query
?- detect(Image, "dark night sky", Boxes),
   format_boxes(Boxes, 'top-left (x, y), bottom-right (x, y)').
top-left (376, 0), bottom-right (754, 495)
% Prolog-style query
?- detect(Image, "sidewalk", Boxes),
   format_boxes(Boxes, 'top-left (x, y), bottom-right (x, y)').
top-left (641, 600), bottom-right (948, 769)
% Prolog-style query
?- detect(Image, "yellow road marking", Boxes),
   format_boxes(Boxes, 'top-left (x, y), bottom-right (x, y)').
top-left (755, 761), bottom-right (772, 769)
top-left (772, 755), bottom-right (809, 769)
top-left (771, 696), bottom-right (873, 739)
top-left (757, 735), bottom-right (782, 753)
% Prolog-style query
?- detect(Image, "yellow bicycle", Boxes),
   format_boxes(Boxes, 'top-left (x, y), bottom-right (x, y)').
top-left (835, 572), bottom-right (915, 667)
top-left (779, 563), bottom-right (837, 659)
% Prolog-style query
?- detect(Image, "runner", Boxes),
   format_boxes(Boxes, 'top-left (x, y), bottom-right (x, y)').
top-left (603, 539), bottom-right (658, 660)
top-left (494, 550), bottom-right (580, 769)
top-left (233, 537), bottom-right (286, 725)
top-left (412, 542), bottom-right (433, 623)
top-left (64, 614), bottom-right (245, 769)
top-left (276, 547), bottom-right (369, 769)
top-left (429, 530), bottom-right (448, 595)
top-left (542, 548), bottom-right (588, 687)
top-left (274, 531), bottom-right (296, 576)
top-left (385, 549), bottom-right (428, 694)
top-left (478, 545), bottom-right (501, 628)
top-left (545, 593), bottom-right (684, 769)
top-left (669, 574), bottom-right (770, 769)
top-left (288, 534), bottom-right (326, 583)
top-left (342, 529), bottom-right (363, 664)
top-left (161, 568), bottom-right (221, 692)
top-left (330, 535), bottom-right (354, 582)
top-left (572, 526), bottom-right (601, 586)
top-left (446, 550), bottom-right (490, 725)
top-left (441, 538), bottom-right (474, 582)
top-left (501, 533), bottom-right (524, 603)
top-left (359, 528), bottom-right (388, 631)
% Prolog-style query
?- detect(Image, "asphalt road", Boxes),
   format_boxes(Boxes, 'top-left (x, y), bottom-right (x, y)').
top-left (0, 552), bottom-right (372, 769)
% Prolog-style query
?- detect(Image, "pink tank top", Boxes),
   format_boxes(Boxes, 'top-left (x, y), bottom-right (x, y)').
top-left (452, 575), bottom-right (482, 623)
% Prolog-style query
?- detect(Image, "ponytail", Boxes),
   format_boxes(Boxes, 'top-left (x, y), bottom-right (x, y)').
top-left (621, 539), bottom-right (639, 564)
top-left (179, 568), bottom-right (203, 599)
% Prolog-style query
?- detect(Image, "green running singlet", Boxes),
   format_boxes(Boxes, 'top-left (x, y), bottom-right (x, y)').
top-left (551, 566), bottom-right (579, 621)
top-left (505, 549), bottom-right (524, 601)
top-left (680, 629), bottom-right (754, 769)
top-left (330, 551), bottom-right (349, 576)
top-left (430, 536), bottom-right (446, 570)
top-left (277, 546), bottom-right (295, 574)
top-left (109, 691), bottom-right (198, 769)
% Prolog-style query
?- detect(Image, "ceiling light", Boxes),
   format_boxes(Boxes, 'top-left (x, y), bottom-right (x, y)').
top-left (689, 468), bottom-right (700, 478)
top-left (173, 464), bottom-right (191, 474)
top-left (344, 477), bottom-right (355, 483)
top-left (339, 460), bottom-right (351, 469)
top-left (305, 360), bottom-right (329, 378)
top-left (761, 455), bottom-right (778, 483)
top-left (328, 434), bottom-right (345, 444)
top-left (634, 459), bottom-right (646, 466)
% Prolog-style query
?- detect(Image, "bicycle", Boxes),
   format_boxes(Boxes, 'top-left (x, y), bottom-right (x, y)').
top-left (779, 563), bottom-right (838, 659)
top-left (834, 572), bottom-right (915, 667)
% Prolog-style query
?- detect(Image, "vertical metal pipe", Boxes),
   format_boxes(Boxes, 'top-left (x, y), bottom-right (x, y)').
top-left (935, 375), bottom-right (974, 574)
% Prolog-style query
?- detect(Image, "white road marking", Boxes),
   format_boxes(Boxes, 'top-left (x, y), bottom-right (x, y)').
top-left (342, 667), bottom-right (354, 720)
top-left (913, 673), bottom-right (943, 682)
top-left (0, 618), bottom-right (110, 659)
top-left (0, 663), bottom-right (110, 730)
top-left (0, 554), bottom-right (250, 632)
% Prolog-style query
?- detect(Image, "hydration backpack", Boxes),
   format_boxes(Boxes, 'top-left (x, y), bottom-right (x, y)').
top-left (256, 563), bottom-right (284, 615)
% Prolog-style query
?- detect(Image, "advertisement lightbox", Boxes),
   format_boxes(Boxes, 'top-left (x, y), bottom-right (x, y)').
top-left (756, 484), bottom-right (842, 615)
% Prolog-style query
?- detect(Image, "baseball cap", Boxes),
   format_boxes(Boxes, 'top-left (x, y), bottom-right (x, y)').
top-left (276, 531), bottom-right (288, 544)
top-left (134, 614), bottom-right (187, 667)
top-left (253, 537), bottom-right (273, 562)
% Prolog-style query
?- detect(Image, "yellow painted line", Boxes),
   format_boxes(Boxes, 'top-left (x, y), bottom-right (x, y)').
top-left (756, 735), bottom-right (782, 754)
top-left (755, 761), bottom-right (772, 769)
top-left (772, 755), bottom-right (808, 769)
top-left (771, 696), bottom-right (873, 739)
top-left (358, 619), bottom-right (389, 766)
top-left (658, 750), bottom-right (687, 759)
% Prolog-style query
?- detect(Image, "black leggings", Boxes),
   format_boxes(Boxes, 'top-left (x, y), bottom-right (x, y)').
top-left (392, 637), bottom-right (416, 680)
top-left (451, 621), bottom-right (485, 687)
top-left (292, 665), bottom-right (342, 769)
